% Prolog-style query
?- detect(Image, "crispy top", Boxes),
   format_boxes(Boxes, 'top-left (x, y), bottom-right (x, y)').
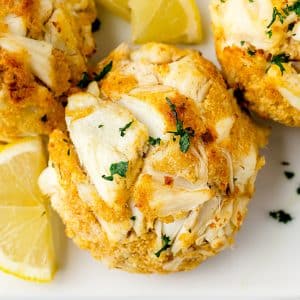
top-left (0, 0), bottom-right (97, 140)
top-left (40, 43), bottom-right (268, 273)
top-left (211, 0), bottom-right (300, 126)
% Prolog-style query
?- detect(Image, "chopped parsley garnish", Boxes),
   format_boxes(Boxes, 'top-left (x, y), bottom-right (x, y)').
top-left (91, 18), bottom-right (101, 32)
top-left (266, 29), bottom-right (273, 38)
top-left (297, 187), bottom-right (300, 195)
top-left (148, 136), bottom-right (161, 146)
top-left (155, 235), bottom-right (171, 257)
top-left (67, 148), bottom-right (70, 156)
top-left (94, 61), bottom-right (113, 81)
top-left (130, 216), bottom-right (136, 221)
top-left (166, 97), bottom-right (195, 153)
top-left (98, 124), bottom-right (104, 128)
top-left (77, 61), bottom-right (113, 88)
top-left (119, 120), bottom-right (133, 137)
top-left (281, 161), bottom-right (290, 166)
top-left (247, 49), bottom-right (256, 56)
top-left (284, 171), bottom-right (295, 179)
top-left (240, 40), bottom-right (245, 46)
top-left (77, 72), bottom-right (90, 88)
top-left (265, 1), bottom-right (300, 35)
top-left (265, 2), bottom-right (300, 40)
top-left (40, 114), bottom-right (48, 122)
top-left (102, 161), bottom-right (128, 181)
top-left (267, 7), bottom-right (286, 28)
top-left (286, 1), bottom-right (300, 16)
top-left (269, 210), bottom-right (293, 224)
top-left (269, 53), bottom-right (290, 74)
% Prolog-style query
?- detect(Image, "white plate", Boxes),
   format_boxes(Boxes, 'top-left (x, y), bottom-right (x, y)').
top-left (1, 1), bottom-right (300, 298)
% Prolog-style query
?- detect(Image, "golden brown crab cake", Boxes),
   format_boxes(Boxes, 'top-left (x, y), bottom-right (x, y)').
top-left (0, 0), bottom-right (97, 140)
top-left (0, 0), bottom-right (97, 80)
top-left (210, 0), bottom-right (300, 126)
top-left (39, 43), bottom-right (268, 273)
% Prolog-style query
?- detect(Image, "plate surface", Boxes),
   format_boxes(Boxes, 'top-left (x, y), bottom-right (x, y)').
top-left (1, 1), bottom-right (300, 298)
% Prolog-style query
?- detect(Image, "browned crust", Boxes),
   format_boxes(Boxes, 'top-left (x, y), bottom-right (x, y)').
top-left (47, 44), bottom-right (269, 273)
top-left (216, 45), bottom-right (300, 126)
top-left (0, 49), bottom-right (65, 139)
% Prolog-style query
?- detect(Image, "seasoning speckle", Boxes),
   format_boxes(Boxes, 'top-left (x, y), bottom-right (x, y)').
top-left (281, 161), bottom-right (290, 166)
top-left (155, 235), bottom-right (171, 257)
top-left (40, 114), bottom-right (48, 122)
top-left (91, 18), bottom-right (101, 32)
top-left (201, 129), bottom-right (214, 144)
top-left (62, 100), bottom-right (68, 107)
top-left (164, 176), bottom-right (174, 186)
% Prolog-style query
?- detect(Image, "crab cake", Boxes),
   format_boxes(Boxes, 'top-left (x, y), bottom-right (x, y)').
top-left (0, 0), bottom-right (97, 140)
top-left (210, 0), bottom-right (300, 126)
top-left (39, 43), bottom-right (268, 273)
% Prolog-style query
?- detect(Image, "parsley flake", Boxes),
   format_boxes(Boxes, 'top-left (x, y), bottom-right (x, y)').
top-left (119, 120), bottom-right (133, 137)
top-left (269, 53), bottom-right (290, 74)
top-left (267, 7), bottom-right (286, 28)
top-left (77, 72), bottom-right (91, 88)
top-left (166, 97), bottom-right (194, 153)
top-left (269, 210), bottom-right (293, 224)
top-left (148, 136), bottom-right (161, 146)
top-left (284, 171), bottom-right (295, 179)
top-left (94, 61), bottom-right (113, 81)
top-left (266, 29), bottom-right (273, 38)
top-left (77, 61), bottom-right (113, 89)
top-left (102, 161), bottom-right (128, 181)
top-left (286, 1), bottom-right (300, 16)
top-left (247, 48), bottom-right (256, 56)
top-left (155, 235), bottom-right (171, 257)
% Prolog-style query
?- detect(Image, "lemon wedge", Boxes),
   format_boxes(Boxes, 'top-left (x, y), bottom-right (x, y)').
top-left (129, 0), bottom-right (202, 44)
top-left (97, 0), bottom-right (130, 20)
top-left (0, 137), bottom-right (56, 282)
